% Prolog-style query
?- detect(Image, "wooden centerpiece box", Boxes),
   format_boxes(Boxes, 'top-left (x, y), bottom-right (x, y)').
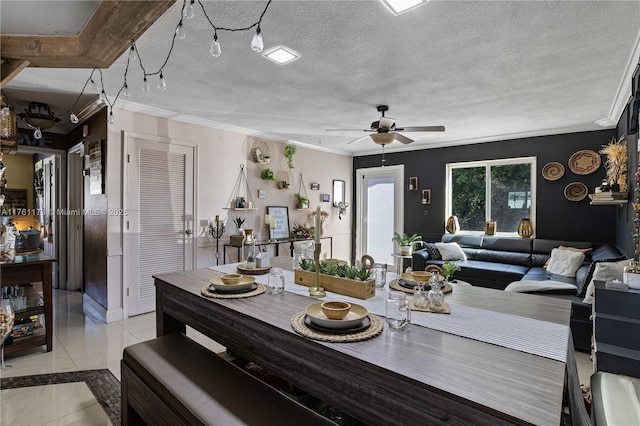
top-left (293, 270), bottom-right (375, 299)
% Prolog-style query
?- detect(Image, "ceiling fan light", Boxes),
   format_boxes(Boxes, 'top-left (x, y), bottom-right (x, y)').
top-left (370, 133), bottom-right (395, 145)
top-left (379, 116), bottom-right (395, 130)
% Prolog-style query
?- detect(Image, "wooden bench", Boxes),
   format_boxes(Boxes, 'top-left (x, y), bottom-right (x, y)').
top-left (121, 333), bottom-right (336, 425)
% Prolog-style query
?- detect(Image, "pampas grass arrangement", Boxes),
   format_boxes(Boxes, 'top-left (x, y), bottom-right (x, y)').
top-left (600, 136), bottom-right (628, 192)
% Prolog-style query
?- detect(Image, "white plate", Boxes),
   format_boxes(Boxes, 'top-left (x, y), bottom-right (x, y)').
top-left (209, 275), bottom-right (256, 292)
top-left (304, 302), bottom-right (368, 329)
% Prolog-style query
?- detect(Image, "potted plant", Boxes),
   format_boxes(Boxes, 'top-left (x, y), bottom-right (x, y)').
top-left (284, 144), bottom-right (297, 170)
top-left (261, 168), bottom-right (275, 181)
top-left (393, 232), bottom-right (423, 256)
top-left (294, 193), bottom-right (309, 209)
top-left (290, 222), bottom-right (312, 240)
top-left (233, 216), bottom-right (245, 234)
top-left (442, 261), bottom-right (461, 282)
top-left (296, 259), bottom-right (374, 299)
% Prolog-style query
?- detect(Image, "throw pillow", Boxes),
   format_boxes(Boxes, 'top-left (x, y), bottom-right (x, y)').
top-left (434, 242), bottom-right (467, 261)
top-left (544, 246), bottom-right (593, 268)
top-left (546, 248), bottom-right (585, 277)
top-left (577, 254), bottom-right (628, 297)
top-left (423, 243), bottom-right (442, 260)
top-left (582, 259), bottom-right (631, 304)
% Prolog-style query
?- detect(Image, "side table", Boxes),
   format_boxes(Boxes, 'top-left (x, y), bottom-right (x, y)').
top-left (391, 253), bottom-right (413, 274)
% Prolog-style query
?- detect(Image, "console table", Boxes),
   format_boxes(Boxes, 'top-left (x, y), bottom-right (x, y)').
top-left (1, 252), bottom-right (55, 354)
top-left (223, 236), bottom-right (332, 264)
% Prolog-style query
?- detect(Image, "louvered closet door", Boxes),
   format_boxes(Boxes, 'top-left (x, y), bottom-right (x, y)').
top-left (125, 136), bottom-right (195, 316)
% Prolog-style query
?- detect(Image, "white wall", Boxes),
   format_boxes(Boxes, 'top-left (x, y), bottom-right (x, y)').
top-left (102, 107), bottom-right (352, 319)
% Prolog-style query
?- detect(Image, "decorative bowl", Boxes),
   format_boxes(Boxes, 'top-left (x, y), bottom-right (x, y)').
top-left (321, 301), bottom-right (351, 320)
top-left (410, 271), bottom-right (432, 282)
top-left (210, 275), bottom-right (256, 292)
top-left (305, 302), bottom-right (368, 329)
top-left (220, 274), bottom-right (242, 285)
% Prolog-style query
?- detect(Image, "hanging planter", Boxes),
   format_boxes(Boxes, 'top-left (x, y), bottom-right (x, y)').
top-left (224, 165), bottom-right (257, 211)
top-left (295, 172), bottom-right (310, 209)
top-left (276, 170), bottom-right (293, 190)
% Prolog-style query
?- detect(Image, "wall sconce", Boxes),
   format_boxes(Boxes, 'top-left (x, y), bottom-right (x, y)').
top-left (408, 176), bottom-right (418, 191)
top-left (517, 218), bottom-right (534, 238)
top-left (421, 189), bottom-right (431, 205)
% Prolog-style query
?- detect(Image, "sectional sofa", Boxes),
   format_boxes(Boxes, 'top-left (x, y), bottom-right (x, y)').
top-left (412, 234), bottom-right (627, 352)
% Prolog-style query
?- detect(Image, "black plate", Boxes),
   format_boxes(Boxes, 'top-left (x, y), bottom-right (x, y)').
top-left (208, 283), bottom-right (258, 294)
top-left (398, 279), bottom-right (445, 290)
top-left (304, 315), bottom-right (371, 334)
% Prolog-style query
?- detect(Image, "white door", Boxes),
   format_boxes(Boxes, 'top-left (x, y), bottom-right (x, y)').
top-left (356, 165), bottom-right (404, 266)
top-left (124, 135), bottom-right (195, 316)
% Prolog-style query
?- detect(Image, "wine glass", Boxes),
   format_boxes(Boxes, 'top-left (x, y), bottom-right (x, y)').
top-left (0, 298), bottom-right (15, 369)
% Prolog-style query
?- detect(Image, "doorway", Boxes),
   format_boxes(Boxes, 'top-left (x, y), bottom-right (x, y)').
top-left (123, 134), bottom-right (196, 317)
top-left (355, 165), bottom-right (404, 266)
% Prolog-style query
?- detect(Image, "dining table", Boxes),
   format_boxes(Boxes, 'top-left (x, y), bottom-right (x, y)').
top-left (154, 256), bottom-right (579, 425)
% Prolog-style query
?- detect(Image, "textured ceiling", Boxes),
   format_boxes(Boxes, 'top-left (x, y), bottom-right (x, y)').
top-left (3, 0), bottom-right (640, 155)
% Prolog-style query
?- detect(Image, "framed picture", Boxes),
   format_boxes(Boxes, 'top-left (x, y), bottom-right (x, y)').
top-left (258, 189), bottom-right (267, 199)
top-left (422, 189), bottom-right (431, 205)
top-left (267, 206), bottom-right (290, 240)
top-left (310, 183), bottom-right (320, 190)
top-left (321, 193), bottom-right (330, 202)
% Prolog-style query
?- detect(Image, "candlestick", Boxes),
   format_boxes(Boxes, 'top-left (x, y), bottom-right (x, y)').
top-left (215, 215), bottom-right (220, 222)
top-left (314, 206), bottom-right (321, 244)
top-left (264, 214), bottom-right (270, 224)
top-left (270, 218), bottom-right (276, 229)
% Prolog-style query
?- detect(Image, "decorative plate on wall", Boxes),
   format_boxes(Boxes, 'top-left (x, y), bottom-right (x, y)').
top-left (564, 182), bottom-right (589, 201)
top-left (568, 150), bottom-right (601, 175)
top-left (542, 162), bottom-right (565, 181)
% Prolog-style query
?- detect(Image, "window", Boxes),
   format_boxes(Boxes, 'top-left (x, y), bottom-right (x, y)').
top-left (446, 157), bottom-right (536, 234)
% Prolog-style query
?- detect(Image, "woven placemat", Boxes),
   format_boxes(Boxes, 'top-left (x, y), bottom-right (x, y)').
top-left (201, 283), bottom-right (266, 299)
top-left (408, 300), bottom-right (451, 314)
top-left (291, 312), bottom-right (383, 342)
top-left (389, 279), bottom-right (452, 294)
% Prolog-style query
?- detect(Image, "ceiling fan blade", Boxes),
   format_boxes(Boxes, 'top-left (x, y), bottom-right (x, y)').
top-left (326, 128), bottom-right (370, 132)
top-left (395, 126), bottom-right (445, 132)
top-left (347, 135), bottom-right (373, 145)
top-left (393, 133), bottom-right (414, 144)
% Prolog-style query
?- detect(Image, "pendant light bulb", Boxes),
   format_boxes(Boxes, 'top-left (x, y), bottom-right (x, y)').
top-left (142, 77), bottom-right (150, 93)
top-left (123, 83), bottom-right (131, 98)
top-left (90, 78), bottom-right (100, 93)
top-left (99, 90), bottom-right (107, 103)
top-left (251, 26), bottom-right (264, 52)
top-left (157, 73), bottom-right (167, 91)
top-left (176, 22), bottom-right (186, 40)
top-left (34, 128), bottom-right (42, 139)
top-left (210, 33), bottom-right (221, 57)
top-left (129, 45), bottom-right (137, 62)
top-left (108, 111), bottom-right (115, 124)
top-left (183, 0), bottom-right (195, 18)
top-left (70, 112), bottom-right (79, 124)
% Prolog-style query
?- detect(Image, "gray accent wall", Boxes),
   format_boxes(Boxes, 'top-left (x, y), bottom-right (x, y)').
top-left (353, 130), bottom-right (619, 246)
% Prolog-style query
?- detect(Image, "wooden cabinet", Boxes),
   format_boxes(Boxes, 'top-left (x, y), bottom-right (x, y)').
top-left (1, 253), bottom-right (55, 354)
top-left (592, 281), bottom-right (640, 378)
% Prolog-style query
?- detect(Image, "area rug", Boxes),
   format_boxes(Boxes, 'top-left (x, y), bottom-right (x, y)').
top-left (1, 369), bottom-right (120, 424)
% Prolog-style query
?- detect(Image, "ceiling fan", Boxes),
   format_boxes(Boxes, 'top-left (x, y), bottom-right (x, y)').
top-left (326, 105), bottom-right (445, 145)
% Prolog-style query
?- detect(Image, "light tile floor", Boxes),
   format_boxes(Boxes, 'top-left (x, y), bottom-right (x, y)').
top-left (0, 289), bottom-right (224, 425)
top-left (1, 289), bottom-right (594, 425)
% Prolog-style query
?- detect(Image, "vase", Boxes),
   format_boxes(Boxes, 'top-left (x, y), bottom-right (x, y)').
top-left (399, 245), bottom-right (412, 256)
top-left (445, 216), bottom-right (459, 234)
top-left (517, 218), bottom-right (534, 238)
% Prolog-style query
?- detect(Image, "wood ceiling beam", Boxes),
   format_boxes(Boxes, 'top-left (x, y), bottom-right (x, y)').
top-left (0, 0), bottom-right (174, 69)
top-left (1, 59), bottom-right (30, 89)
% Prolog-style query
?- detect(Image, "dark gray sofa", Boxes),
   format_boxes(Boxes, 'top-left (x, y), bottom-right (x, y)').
top-left (412, 234), bottom-right (626, 352)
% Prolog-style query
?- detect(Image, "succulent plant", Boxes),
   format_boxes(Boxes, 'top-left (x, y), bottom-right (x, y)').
top-left (300, 258), bottom-right (315, 272)
top-left (356, 267), bottom-right (371, 281)
top-left (344, 265), bottom-right (358, 280)
top-left (323, 262), bottom-right (339, 276)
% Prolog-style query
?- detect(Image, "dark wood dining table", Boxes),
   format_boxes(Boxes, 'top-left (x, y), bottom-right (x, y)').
top-left (154, 260), bottom-right (572, 425)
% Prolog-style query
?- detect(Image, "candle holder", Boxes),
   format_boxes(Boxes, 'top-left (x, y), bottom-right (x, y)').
top-left (209, 218), bottom-right (225, 265)
top-left (309, 242), bottom-right (326, 298)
